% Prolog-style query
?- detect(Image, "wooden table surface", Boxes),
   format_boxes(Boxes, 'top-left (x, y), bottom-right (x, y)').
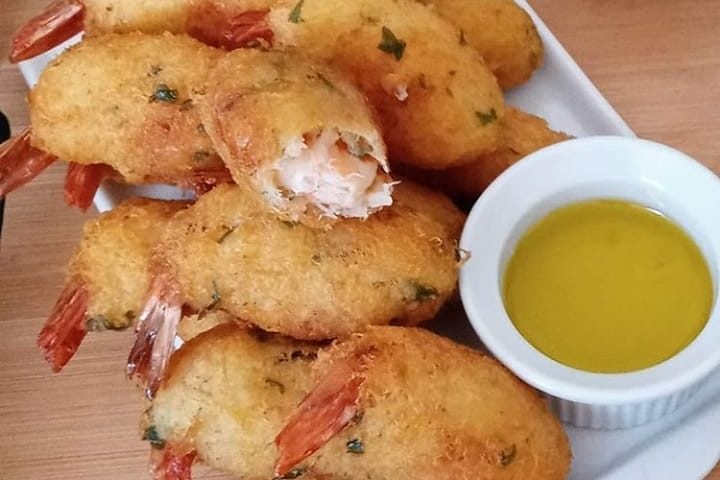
top-left (1, 1), bottom-right (719, 479)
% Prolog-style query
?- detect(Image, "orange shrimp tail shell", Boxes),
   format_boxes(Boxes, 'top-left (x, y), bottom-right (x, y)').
top-left (274, 348), bottom-right (375, 476)
top-left (127, 273), bottom-right (182, 399)
top-left (0, 128), bottom-right (57, 197)
top-left (9, 0), bottom-right (85, 63)
top-left (64, 163), bottom-right (112, 211)
top-left (37, 280), bottom-right (89, 372)
top-left (186, 7), bottom-right (273, 50)
top-left (151, 448), bottom-right (196, 480)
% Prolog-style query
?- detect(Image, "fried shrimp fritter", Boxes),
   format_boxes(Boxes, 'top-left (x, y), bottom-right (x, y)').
top-left (268, 0), bottom-right (506, 170)
top-left (420, 0), bottom-right (544, 89)
top-left (28, 32), bottom-right (228, 188)
top-left (162, 180), bottom-right (462, 338)
top-left (127, 180), bottom-right (464, 393)
top-left (197, 48), bottom-right (393, 223)
top-left (147, 323), bottom-right (319, 479)
top-left (401, 108), bottom-right (570, 199)
top-left (147, 324), bottom-right (571, 480)
top-left (38, 198), bottom-right (186, 372)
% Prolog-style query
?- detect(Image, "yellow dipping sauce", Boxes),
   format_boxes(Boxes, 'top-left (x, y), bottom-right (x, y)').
top-left (503, 199), bottom-right (713, 373)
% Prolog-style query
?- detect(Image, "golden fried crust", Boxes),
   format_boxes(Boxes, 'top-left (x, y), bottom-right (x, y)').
top-left (195, 48), bottom-right (385, 178)
top-left (69, 198), bottom-right (187, 329)
top-left (29, 33), bottom-right (223, 183)
top-left (269, 0), bottom-right (505, 170)
top-left (401, 108), bottom-right (569, 199)
top-left (177, 310), bottom-right (236, 342)
top-left (149, 323), bottom-right (319, 477)
top-left (422, 0), bottom-right (544, 89)
top-left (84, 0), bottom-right (191, 35)
top-left (157, 180), bottom-right (464, 339)
top-left (307, 326), bottom-right (571, 480)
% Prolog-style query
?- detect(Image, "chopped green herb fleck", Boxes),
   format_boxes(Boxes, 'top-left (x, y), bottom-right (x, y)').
top-left (500, 444), bottom-right (517, 467)
top-left (274, 467), bottom-right (306, 480)
top-left (410, 281), bottom-right (438, 301)
top-left (86, 316), bottom-right (108, 332)
top-left (217, 226), bottom-right (235, 244)
top-left (361, 15), bottom-right (380, 25)
top-left (288, 0), bottom-right (304, 23)
top-left (142, 426), bottom-right (166, 449)
top-left (346, 438), bottom-right (365, 454)
top-left (475, 108), bottom-right (497, 126)
top-left (459, 29), bottom-right (467, 45)
top-left (276, 350), bottom-right (318, 363)
top-left (378, 26), bottom-right (406, 61)
top-left (192, 150), bottom-right (211, 163)
top-left (316, 72), bottom-right (335, 90)
top-left (180, 99), bottom-right (194, 111)
top-left (149, 84), bottom-right (178, 103)
top-left (206, 282), bottom-right (221, 309)
top-left (265, 378), bottom-right (286, 394)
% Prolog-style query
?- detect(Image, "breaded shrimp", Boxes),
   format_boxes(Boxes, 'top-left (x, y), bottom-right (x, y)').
top-left (147, 323), bottom-right (320, 479)
top-left (127, 180), bottom-right (464, 394)
top-left (268, 0), bottom-right (506, 170)
top-left (196, 48), bottom-right (393, 223)
top-left (0, 33), bottom-right (232, 206)
top-left (30, 32), bottom-right (227, 185)
top-left (420, 0), bottom-right (544, 89)
top-left (12, 0), bottom-right (506, 171)
top-left (146, 325), bottom-right (571, 480)
top-left (9, 0), bottom-right (274, 62)
top-left (401, 108), bottom-right (570, 199)
top-left (38, 198), bottom-right (186, 372)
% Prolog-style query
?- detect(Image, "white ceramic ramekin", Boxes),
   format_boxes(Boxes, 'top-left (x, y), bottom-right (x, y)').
top-left (459, 136), bottom-right (720, 429)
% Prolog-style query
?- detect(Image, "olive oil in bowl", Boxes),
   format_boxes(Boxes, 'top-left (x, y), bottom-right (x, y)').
top-left (503, 199), bottom-right (712, 373)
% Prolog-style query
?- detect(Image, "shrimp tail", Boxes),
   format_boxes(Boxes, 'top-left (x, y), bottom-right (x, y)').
top-left (64, 163), bottom-right (112, 211)
top-left (37, 280), bottom-right (89, 372)
top-left (0, 128), bottom-right (57, 197)
top-left (127, 273), bottom-right (182, 399)
top-left (186, 166), bottom-right (234, 195)
top-left (151, 447), bottom-right (196, 480)
top-left (186, 7), bottom-right (273, 50)
top-left (9, 0), bottom-right (85, 63)
top-left (274, 348), bottom-right (375, 476)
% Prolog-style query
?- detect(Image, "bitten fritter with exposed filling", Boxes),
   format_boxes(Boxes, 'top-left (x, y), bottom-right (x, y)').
top-left (419, 0), bottom-right (544, 89)
top-left (155, 180), bottom-right (465, 340)
top-left (147, 325), bottom-right (571, 480)
top-left (29, 32), bottom-right (226, 186)
top-left (268, 0), bottom-right (506, 170)
top-left (196, 48), bottom-right (393, 223)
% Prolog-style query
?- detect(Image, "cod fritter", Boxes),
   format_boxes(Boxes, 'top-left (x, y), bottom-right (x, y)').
top-left (147, 325), bottom-right (571, 480)
top-left (155, 180), bottom-right (465, 340)
top-left (38, 198), bottom-right (186, 372)
top-left (269, 0), bottom-right (506, 170)
top-left (29, 32), bottom-right (226, 186)
top-left (420, 0), bottom-right (544, 89)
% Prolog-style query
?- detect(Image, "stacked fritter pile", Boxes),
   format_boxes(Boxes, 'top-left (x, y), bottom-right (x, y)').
top-left (2, 1), bottom-right (573, 479)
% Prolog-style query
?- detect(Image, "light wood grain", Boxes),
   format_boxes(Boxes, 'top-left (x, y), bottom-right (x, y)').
top-left (0, 1), bottom-right (719, 479)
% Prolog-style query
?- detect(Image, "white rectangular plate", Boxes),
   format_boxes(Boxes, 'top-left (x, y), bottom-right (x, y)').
top-left (17, 2), bottom-right (720, 479)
